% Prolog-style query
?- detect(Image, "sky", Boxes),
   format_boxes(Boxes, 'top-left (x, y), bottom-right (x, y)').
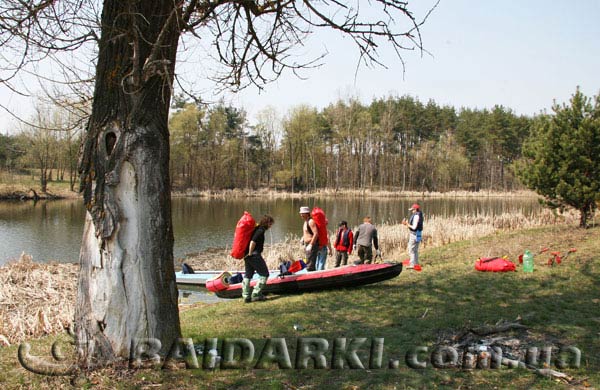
top-left (1, 0), bottom-right (600, 132)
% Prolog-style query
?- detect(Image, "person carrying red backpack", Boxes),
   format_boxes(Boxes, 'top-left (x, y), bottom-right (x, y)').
top-left (242, 215), bottom-right (274, 303)
top-left (333, 221), bottom-right (353, 267)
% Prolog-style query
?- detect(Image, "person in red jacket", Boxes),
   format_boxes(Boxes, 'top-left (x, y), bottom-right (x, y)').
top-left (333, 221), bottom-right (353, 267)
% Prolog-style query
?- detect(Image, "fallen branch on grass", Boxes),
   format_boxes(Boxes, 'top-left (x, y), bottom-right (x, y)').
top-left (534, 366), bottom-right (590, 386)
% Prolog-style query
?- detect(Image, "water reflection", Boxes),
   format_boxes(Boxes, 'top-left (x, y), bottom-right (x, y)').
top-left (0, 196), bottom-right (542, 265)
top-left (0, 199), bottom-right (84, 264)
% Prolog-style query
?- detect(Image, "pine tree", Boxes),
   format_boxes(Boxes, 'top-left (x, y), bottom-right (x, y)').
top-left (517, 87), bottom-right (600, 227)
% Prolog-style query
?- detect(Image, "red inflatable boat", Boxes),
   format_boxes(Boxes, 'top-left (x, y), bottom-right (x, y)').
top-left (205, 262), bottom-right (403, 299)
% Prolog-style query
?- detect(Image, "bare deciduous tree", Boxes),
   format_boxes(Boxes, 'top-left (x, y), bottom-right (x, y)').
top-left (0, 0), bottom-right (436, 368)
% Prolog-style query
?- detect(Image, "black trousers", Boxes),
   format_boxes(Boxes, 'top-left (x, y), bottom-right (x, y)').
top-left (335, 251), bottom-right (349, 267)
top-left (357, 245), bottom-right (373, 264)
top-left (244, 254), bottom-right (269, 279)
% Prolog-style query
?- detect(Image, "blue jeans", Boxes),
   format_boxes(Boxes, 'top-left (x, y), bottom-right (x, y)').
top-left (316, 245), bottom-right (328, 270)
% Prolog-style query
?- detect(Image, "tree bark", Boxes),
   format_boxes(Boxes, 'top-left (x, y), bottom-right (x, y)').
top-left (40, 166), bottom-right (47, 193)
top-left (75, 0), bottom-right (181, 367)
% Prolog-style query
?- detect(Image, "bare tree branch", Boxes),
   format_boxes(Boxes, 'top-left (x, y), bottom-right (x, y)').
top-left (2, 0), bottom-right (436, 116)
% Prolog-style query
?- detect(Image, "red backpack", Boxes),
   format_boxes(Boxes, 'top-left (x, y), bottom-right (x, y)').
top-left (230, 211), bottom-right (256, 259)
top-left (311, 207), bottom-right (329, 247)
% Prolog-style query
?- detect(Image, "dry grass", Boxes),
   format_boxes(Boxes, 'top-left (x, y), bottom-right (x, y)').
top-left (0, 253), bottom-right (78, 347)
top-left (378, 208), bottom-right (580, 260)
top-left (178, 239), bottom-right (305, 272)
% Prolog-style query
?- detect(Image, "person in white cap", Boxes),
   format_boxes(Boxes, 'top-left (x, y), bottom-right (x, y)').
top-left (402, 203), bottom-right (423, 270)
top-left (299, 206), bottom-right (319, 271)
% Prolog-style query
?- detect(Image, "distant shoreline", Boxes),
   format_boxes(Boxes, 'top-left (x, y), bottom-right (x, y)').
top-left (0, 185), bottom-right (540, 201)
top-left (0, 184), bottom-right (79, 201)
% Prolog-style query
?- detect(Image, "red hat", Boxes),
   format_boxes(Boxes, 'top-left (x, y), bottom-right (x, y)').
top-left (409, 203), bottom-right (420, 211)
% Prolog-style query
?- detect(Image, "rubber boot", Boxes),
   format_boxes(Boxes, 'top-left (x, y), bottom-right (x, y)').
top-left (242, 278), bottom-right (252, 303)
top-left (251, 276), bottom-right (268, 301)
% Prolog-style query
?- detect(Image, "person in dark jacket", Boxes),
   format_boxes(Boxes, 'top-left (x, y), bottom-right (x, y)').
top-left (242, 215), bottom-right (274, 303)
top-left (333, 221), bottom-right (353, 267)
top-left (354, 216), bottom-right (380, 264)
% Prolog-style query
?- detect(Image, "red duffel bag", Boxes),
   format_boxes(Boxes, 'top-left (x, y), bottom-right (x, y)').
top-left (475, 257), bottom-right (516, 272)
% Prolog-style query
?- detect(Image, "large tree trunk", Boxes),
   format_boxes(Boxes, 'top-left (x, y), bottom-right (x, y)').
top-left (75, 1), bottom-right (181, 367)
top-left (579, 202), bottom-right (594, 228)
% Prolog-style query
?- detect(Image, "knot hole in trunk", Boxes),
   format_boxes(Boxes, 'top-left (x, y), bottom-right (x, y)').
top-left (105, 132), bottom-right (117, 156)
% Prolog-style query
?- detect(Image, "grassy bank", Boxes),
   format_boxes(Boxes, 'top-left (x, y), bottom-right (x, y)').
top-left (0, 172), bottom-right (78, 200)
top-left (1, 223), bottom-right (598, 389)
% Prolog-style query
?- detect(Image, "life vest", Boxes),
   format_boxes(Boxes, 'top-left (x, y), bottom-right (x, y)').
top-left (335, 228), bottom-right (351, 248)
top-left (311, 207), bottom-right (329, 247)
top-left (230, 211), bottom-right (256, 259)
top-left (409, 211), bottom-right (424, 232)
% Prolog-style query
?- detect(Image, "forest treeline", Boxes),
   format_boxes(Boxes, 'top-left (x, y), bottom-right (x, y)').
top-left (0, 95), bottom-right (533, 193)
top-left (168, 95), bottom-right (532, 192)
top-left (0, 105), bottom-right (79, 192)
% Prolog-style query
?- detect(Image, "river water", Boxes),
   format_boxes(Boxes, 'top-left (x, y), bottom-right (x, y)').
top-left (0, 196), bottom-right (542, 265)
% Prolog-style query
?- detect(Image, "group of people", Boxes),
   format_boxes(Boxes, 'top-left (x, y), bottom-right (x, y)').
top-left (241, 203), bottom-right (424, 303)
top-left (299, 203), bottom-right (423, 271)
top-left (300, 207), bottom-right (380, 270)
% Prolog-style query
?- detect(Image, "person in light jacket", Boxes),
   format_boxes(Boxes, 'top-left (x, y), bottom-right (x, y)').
top-left (402, 203), bottom-right (423, 269)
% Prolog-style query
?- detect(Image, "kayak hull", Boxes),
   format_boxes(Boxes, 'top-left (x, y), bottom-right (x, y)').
top-left (208, 262), bottom-right (402, 299)
top-left (175, 270), bottom-right (280, 287)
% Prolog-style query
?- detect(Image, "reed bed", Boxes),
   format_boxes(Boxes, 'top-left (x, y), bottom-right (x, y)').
top-left (0, 253), bottom-right (78, 346)
top-left (376, 209), bottom-right (578, 260)
top-left (178, 239), bottom-right (305, 273)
